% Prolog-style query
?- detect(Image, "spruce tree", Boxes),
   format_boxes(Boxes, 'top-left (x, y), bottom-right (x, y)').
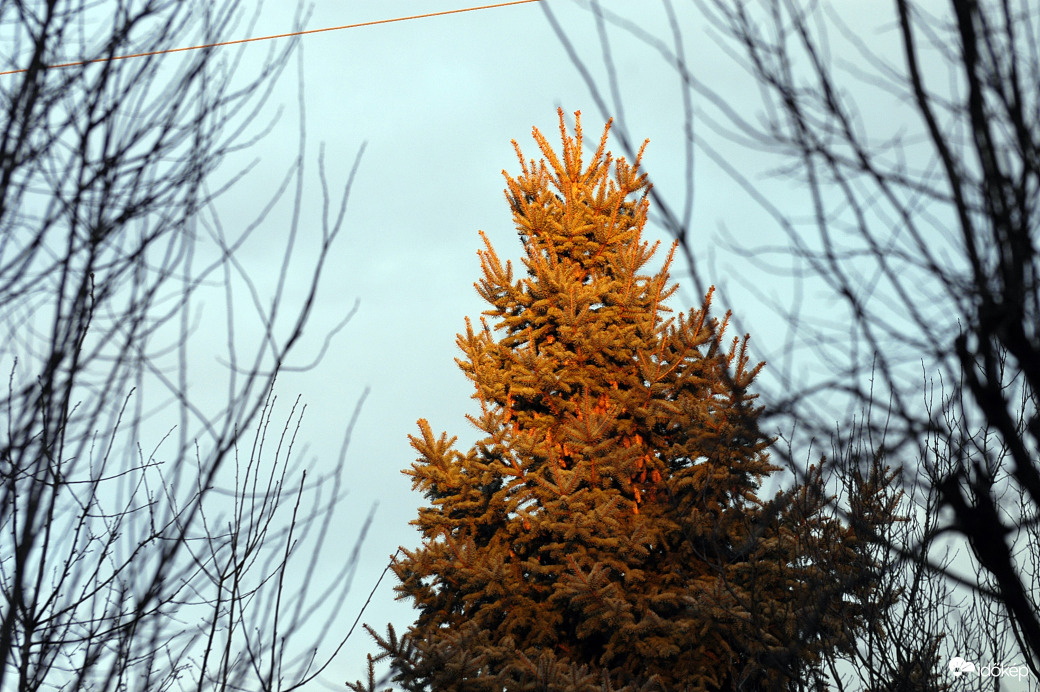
top-left (353, 111), bottom-right (890, 692)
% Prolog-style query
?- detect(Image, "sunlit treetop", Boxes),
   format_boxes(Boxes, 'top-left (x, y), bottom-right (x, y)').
top-left (352, 110), bottom-right (889, 692)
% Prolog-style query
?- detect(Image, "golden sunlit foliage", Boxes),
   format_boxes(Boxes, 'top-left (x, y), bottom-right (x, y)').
top-left (351, 111), bottom-right (898, 692)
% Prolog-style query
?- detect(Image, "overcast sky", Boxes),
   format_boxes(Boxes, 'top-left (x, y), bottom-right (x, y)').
top-left (170, 1), bottom-right (985, 688)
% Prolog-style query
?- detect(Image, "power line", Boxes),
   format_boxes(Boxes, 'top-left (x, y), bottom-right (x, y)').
top-left (0, 0), bottom-right (542, 77)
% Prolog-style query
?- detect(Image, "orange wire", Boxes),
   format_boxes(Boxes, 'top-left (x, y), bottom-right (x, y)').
top-left (0, 0), bottom-right (542, 77)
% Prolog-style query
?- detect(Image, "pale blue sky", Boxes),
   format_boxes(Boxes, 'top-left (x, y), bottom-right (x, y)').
top-left (3, 0), bottom-right (1030, 689)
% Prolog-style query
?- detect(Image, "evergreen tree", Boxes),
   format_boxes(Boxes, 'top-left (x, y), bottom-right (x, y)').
top-left (353, 111), bottom-right (893, 692)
